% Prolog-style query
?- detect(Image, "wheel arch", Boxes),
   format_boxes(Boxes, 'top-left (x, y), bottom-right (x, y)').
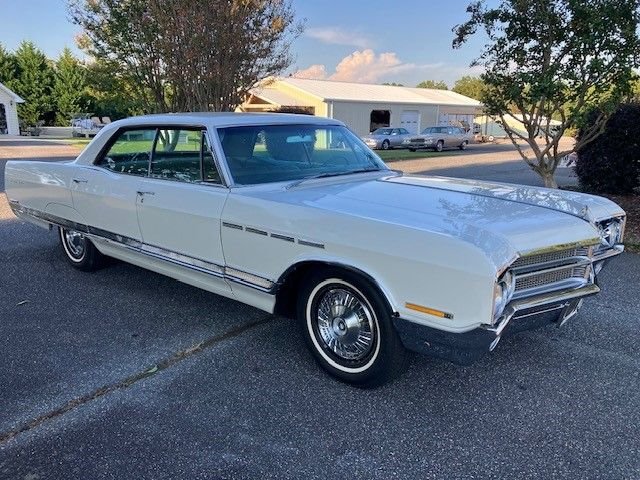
top-left (273, 260), bottom-right (398, 320)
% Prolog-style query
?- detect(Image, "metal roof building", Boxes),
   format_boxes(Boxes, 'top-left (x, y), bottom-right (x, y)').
top-left (239, 77), bottom-right (482, 136)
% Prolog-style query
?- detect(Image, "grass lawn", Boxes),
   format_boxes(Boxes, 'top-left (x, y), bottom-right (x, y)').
top-left (66, 138), bottom-right (92, 148)
top-left (376, 149), bottom-right (440, 162)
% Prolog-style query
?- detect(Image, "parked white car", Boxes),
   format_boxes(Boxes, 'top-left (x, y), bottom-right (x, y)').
top-left (361, 127), bottom-right (412, 150)
top-left (5, 113), bottom-right (626, 386)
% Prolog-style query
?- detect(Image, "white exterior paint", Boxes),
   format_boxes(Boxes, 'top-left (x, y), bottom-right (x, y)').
top-left (0, 82), bottom-right (24, 135)
top-left (3, 113), bottom-right (625, 349)
top-left (400, 110), bottom-right (420, 134)
top-left (240, 78), bottom-right (482, 136)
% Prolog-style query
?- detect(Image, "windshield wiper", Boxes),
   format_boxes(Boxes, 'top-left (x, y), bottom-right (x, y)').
top-left (286, 168), bottom-right (382, 189)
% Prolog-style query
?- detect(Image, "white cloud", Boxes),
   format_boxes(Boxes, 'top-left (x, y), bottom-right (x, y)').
top-left (292, 64), bottom-right (327, 80)
top-left (293, 49), bottom-right (444, 84)
top-left (329, 50), bottom-right (412, 83)
top-left (306, 27), bottom-right (372, 48)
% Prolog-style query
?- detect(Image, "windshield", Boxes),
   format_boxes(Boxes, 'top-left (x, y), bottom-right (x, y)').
top-left (217, 124), bottom-right (387, 185)
top-left (373, 128), bottom-right (392, 135)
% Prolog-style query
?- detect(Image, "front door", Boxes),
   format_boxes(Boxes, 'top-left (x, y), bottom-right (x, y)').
top-left (135, 128), bottom-right (231, 293)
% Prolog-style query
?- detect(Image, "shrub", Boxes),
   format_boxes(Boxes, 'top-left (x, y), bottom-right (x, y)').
top-left (576, 103), bottom-right (640, 194)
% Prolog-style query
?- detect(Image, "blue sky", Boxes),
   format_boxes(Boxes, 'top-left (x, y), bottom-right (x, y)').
top-left (1, 0), bottom-right (490, 87)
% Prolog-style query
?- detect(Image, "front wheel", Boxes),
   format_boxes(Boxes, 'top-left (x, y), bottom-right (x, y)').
top-left (381, 140), bottom-right (390, 150)
top-left (435, 141), bottom-right (444, 152)
top-left (459, 141), bottom-right (468, 150)
top-left (59, 227), bottom-right (103, 271)
top-left (297, 269), bottom-right (407, 387)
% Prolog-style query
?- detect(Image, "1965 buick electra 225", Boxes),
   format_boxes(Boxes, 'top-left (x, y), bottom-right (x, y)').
top-left (4, 113), bottom-right (626, 386)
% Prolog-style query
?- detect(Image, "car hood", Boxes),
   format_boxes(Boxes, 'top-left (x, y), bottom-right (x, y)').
top-left (272, 173), bottom-right (624, 269)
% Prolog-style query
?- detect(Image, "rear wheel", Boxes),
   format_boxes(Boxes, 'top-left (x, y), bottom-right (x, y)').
top-left (408, 148), bottom-right (416, 152)
top-left (297, 269), bottom-right (407, 387)
top-left (435, 141), bottom-right (444, 152)
top-left (59, 227), bottom-right (103, 271)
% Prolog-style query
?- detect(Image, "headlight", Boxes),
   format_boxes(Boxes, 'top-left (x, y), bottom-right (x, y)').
top-left (402, 139), bottom-right (410, 144)
top-left (424, 138), bottom-right (433, 144)
top-left (597, 217), bottom-right (624, 248)
top-left (493, 271), bottom-right (515, 321)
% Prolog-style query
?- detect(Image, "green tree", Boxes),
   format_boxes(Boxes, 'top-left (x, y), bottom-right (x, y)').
top-left (0, 43), bottom-right (17, 86)
top-left (452, 76), bottom-right (486, 100)
top-left (54, 47), bottom-right (86, 126)
top-left (82, 58), bottom-right (145, 119)
top-left (69, 0), bottom-right (303, 113)
top-left (12, 41), bottom-right (54, 126)
top-left (453, 0), bottom-right (640, 188)
top-left (416, 80), bottom-right (448, 90)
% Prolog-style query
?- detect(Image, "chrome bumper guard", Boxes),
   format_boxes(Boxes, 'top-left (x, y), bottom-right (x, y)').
top-left (484, 283), bottom-right (600, 339)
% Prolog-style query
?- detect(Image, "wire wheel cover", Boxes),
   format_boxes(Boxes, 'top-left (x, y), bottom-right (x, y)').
top-left (315, 287), bottom-right (376, 361)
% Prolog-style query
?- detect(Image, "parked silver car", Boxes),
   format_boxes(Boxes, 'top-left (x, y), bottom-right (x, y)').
top-left (404, 126), bottom-right (469, 152)
top-left (361, 127), bottom-right (412, 150)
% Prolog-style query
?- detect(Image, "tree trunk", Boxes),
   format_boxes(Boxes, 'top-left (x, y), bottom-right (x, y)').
top-left (540, 169), bottom-right (559, 189)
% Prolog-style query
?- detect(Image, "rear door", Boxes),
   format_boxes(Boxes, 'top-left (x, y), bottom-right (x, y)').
top-left (71, 128), bottom-right (154, 241)
top-left (135, 127), bottom-right (231, 294)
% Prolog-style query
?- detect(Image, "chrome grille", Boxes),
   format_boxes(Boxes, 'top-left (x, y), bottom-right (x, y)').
top-left (515, 265), bottom-right (588, 291)
top-left (512, 246), bottom-right (589, 268)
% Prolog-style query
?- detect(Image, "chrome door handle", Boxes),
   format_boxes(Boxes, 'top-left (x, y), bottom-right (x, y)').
top-left (136, 191), bottom-right (155, 196)
top-left (72, 178), bottom-right (88, 183)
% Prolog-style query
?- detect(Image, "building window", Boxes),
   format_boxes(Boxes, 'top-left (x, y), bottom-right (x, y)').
top-left (370, 110), bottom-right (390, 132)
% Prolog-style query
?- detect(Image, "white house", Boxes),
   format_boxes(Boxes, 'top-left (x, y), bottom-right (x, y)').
top-left (0, 82), bottom-right (24, 136)
top-left (239, 77), bottom-right (482, 136)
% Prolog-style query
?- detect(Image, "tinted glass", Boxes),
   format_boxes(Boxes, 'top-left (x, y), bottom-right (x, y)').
top-left (374, 128), bottom-right (392, 135)
top-left (218, 124), bottom-right (386, 185)
top-left (98, 129), bottom-right (155, 176)
top-left (399, 128), bottom-right (409, 134)
top-left (151, 129), bottom-right (202, 183)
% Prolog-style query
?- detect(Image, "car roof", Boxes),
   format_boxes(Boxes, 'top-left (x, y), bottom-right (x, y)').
top-left (110, 112), bottom-right (344, 128)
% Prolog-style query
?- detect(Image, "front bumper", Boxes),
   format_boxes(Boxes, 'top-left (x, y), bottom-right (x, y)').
top-left (393, 283), bottom-right (599, 365)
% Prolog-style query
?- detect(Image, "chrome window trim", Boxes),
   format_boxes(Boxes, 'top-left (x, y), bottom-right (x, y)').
top-left (90, 124), bottom-right (231, 188)
top-left (205, 127), bottom-right (234, 187)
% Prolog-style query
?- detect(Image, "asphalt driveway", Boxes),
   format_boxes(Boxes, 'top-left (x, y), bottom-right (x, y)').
top-left (0, 141), bottom-right (638, 479)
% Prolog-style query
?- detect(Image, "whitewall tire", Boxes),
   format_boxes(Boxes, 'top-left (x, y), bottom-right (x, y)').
top-left (297, 269), bottom-right (407, 387)
top-left (59, 227), bottom-right (103, 271)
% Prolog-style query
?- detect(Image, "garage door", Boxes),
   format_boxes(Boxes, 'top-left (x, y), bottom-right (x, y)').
top-left (400, 110), bottom-right (420, 134)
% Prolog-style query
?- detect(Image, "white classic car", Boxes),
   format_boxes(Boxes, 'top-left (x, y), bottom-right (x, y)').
top-left (5, 113), bottom-right (626, 386)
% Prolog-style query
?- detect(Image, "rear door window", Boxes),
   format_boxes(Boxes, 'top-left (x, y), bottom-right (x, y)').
top-left (97, 129), bottom-right (156, 176)
top-left (151, 129), bottom-right (203, 183)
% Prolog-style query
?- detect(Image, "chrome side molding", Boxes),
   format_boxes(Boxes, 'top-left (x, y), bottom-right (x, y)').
top-left (9, 201), bottom-right (276, 293)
